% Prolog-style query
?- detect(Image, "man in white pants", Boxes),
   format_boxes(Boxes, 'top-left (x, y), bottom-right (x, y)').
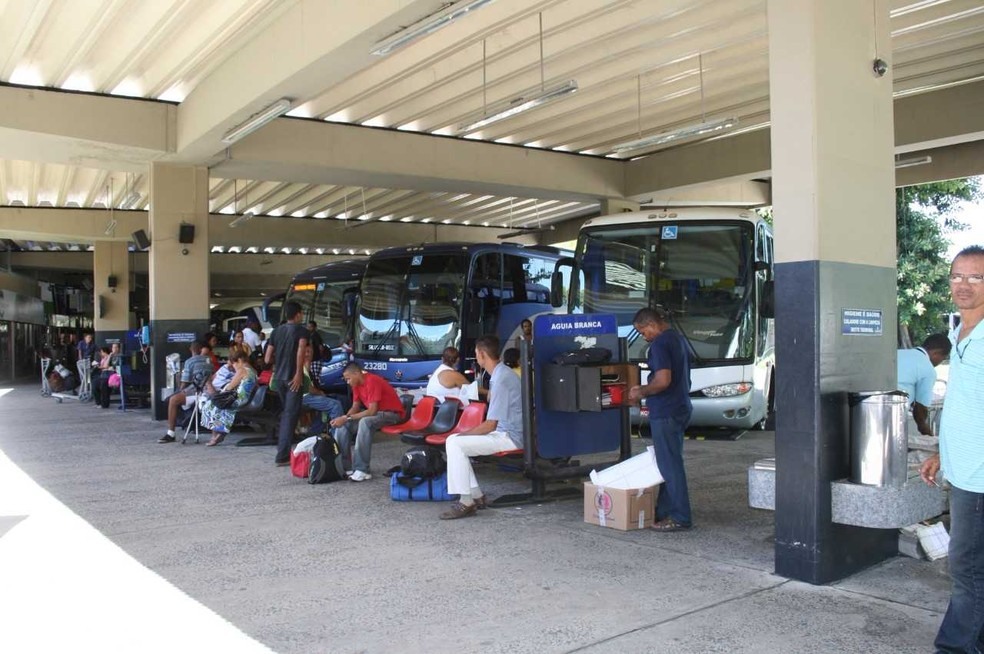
top-left (440, 334), bottom-right (523, 520)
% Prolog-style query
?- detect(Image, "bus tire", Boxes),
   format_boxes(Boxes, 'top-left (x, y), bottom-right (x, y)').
top-left (756, 370), bottom-right (776, 431)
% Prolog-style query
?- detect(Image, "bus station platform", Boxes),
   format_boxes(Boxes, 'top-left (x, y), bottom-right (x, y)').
top-left (0, 384), bottom-right (951, 653)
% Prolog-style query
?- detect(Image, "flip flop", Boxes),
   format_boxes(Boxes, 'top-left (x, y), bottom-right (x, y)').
top-left (651, 518), bottom-right (691, 532)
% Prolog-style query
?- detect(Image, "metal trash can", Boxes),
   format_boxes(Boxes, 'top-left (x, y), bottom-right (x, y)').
top-left (850, 391), bottom-right (909, 487)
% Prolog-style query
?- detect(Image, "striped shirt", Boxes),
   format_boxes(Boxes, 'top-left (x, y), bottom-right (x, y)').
top-left (939, 321), bottom-right (984, 492)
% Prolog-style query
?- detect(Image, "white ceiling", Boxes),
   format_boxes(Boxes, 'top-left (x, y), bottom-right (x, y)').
top-left (0, 0), bottom-right (982, 240)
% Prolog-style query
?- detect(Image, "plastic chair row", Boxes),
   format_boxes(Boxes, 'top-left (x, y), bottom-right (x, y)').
top-left (381, 396), bottom-right (490, 447)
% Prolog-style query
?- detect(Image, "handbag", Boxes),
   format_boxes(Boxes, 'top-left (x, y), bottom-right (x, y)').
top-left (107, 372), bottom-right (121, 388)
top-left (211, 389), bottom-right (238, 409)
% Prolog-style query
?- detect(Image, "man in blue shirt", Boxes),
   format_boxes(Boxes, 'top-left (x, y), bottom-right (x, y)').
top-left (897, 333), bottom-right (950, 437)
top-left (921, 245), bottom-right (984, 653)
top-left (628, 307), bottom-right (693, 532)
top-left (440, 334), bottom-right (523, 520)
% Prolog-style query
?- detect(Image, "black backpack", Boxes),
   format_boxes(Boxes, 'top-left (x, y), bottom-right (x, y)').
top-left (550, 347), bottom-right (612, 366)
top-left (308, 435), bottom-right (346, 484)
top-left (400, 446), bottom-right (446, 479)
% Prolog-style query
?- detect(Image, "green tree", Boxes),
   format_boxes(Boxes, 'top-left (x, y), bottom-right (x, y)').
top-left (897, 178), bottom-right (980, 342)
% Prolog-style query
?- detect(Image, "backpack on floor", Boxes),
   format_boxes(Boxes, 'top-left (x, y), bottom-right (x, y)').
top-left (308, 434), bottom-right (346, 484)
top-left (400, 446), bottom-right (446, 479)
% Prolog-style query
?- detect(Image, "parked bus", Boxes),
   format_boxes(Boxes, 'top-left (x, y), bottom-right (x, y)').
top-left (355, 242), bottom-right (569, 388)
top-left (556, 208), bottom-right (775, 430)
top-left (281, 260), bottom-right (366, 390)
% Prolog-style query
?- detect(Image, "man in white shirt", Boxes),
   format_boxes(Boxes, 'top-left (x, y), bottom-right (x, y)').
top-left (440, 335), bottom-right (523, 520)
top-left (242, 319), bottom-right (262, 353)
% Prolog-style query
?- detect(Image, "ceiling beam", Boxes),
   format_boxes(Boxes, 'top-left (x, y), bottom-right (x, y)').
top-left (625, 79), bottom-right (984, 199)
top-left (174, 0), bottom-right (442, 163)
top-left (213, 118), bottom-right (625, 202)
top-left (0, 85), bottom-right (173, 170)
top-left (0, 207), bottom-right (538, 248)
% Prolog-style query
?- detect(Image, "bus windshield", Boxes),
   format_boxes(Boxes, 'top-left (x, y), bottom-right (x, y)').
top-left (573, 222), bottom-right (756, 364)
top-left (284, 278), bottom-right (357, 349)
top-left (357, 253), bottom-right (467, 359)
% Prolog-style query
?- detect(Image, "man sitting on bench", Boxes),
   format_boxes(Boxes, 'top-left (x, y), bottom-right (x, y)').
top-left (440, 334), bottom-right (523, 520)
top-left (158, 341), bottom-right (220, 443)
top-left (329, 362), bottom-right (404, 482)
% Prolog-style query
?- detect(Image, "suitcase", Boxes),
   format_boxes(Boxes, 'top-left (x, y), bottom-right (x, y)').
top-left (389, 472), bottom-right (455, 501)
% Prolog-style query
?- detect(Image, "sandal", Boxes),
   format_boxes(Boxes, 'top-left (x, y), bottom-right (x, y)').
top-left (206, 433), bottom-right (226, 447)
top-left (651, 517), bottom-right (691, 532)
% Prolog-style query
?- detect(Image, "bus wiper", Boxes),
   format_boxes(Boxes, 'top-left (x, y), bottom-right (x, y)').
top-left (404, 316), bottom-right (427, 355)
top-left (667, 310), bottom-right (703, 366)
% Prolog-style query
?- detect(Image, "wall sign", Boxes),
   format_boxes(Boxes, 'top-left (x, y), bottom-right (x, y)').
top-left (166, 332), bottom-right (197, 343)
top-left (841, 309), bottom-right (883, 335)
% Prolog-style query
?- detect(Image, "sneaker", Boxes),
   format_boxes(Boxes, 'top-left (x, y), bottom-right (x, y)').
top-left (157, 435), bottom-right (176, 444)
top-left (345, 470), bottom-right (354, 478)
top-left (349, 470), bottom-right (372, 482)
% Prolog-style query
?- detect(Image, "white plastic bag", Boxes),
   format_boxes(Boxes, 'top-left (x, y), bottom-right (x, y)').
top-left (589, 446), bottom-right (663, 490)
top-left (293, 436), bottom-right (318, 455)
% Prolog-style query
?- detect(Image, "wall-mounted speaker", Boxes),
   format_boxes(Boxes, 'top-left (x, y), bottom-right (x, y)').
top-left (107, 275), bottom-right (118, 289)
top-left (132, 229), bottom-right (151, 250)
top-left (178, 223), bottom-right (195, 244)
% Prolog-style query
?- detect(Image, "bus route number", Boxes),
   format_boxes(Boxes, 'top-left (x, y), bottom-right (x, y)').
top-left (363, 361), bottom-right (388, 371)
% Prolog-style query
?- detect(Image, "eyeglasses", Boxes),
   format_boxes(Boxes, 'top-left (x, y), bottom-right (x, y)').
top-left (949, 273), bottom-right (984, 285)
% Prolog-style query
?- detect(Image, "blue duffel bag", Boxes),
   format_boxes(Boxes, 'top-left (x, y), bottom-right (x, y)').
top-left (389, 472), bottom-right (456, 501)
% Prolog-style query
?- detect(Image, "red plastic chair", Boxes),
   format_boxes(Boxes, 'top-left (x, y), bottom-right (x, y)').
top-left (381, 396), bottom-right (437, 435)
top-left (424, 402), bottom-right (488, 447)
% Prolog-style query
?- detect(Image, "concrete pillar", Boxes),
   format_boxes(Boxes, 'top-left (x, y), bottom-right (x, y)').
top-left (769, 0), bottom-right (898, 584)
top-left (148, 163), bottom-right (209, 419)
top-left (92, 240), bottom-right (130, 343)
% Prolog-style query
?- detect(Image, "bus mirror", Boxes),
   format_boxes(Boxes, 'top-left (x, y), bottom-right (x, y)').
top-left (551, 257), bottom-right (575, 308)
top-left (760, 280), bottom-right (775, 319)
top-left (342, 291), bottom-right (358, 322)
top-left (550, 272), bottom-right (565, 307)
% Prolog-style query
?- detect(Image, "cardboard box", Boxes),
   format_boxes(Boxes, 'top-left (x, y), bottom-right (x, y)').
top-left (583, 483), bottom-right (655, 531)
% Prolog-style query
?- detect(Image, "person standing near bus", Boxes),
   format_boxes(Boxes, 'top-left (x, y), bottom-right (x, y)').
top-left (628, 306), bottom-right (693, 532)
top-left (921, 245), bottom-right (984, 653)
top-left (265, 301), bottom-right (309, 467)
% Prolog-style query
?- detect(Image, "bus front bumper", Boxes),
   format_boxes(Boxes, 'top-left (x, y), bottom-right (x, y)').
top-left (635, 391), bottom-right (758, 430)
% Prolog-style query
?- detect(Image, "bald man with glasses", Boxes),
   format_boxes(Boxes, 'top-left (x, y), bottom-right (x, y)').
top-left (921, 245), bottom-right (984, 653)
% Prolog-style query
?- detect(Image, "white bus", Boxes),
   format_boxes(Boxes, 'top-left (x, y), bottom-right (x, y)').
top-left (556, 207), bottom-right (775, 430)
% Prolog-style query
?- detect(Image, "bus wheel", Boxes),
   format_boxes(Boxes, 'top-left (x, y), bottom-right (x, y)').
top-left (756, 371), bottom-right (777, 430)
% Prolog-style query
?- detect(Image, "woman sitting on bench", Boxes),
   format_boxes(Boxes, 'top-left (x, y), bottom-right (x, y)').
top-left (199, 350), bottom-right (257, 446)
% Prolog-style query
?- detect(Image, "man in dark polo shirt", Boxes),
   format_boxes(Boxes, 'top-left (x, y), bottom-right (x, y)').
top-left (628, 306), bottom-right (693, 532)
top-left (265, 301), bottom-right (309, 466)
top-left (330, 362), bottom-right (404, 481)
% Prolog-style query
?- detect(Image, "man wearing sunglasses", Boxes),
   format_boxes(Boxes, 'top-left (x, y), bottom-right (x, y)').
top-left (921, 245), bottom-right (984, 653)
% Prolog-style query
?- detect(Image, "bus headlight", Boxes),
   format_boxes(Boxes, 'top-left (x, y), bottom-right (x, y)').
top-left (700, 383), bottom-right (752, 398)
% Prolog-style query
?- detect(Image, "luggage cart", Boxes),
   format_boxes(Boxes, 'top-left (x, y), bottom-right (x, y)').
top-left (40, 357), bottom-right (52, 397)
top-left (76, 358), bottom-right (93, 403)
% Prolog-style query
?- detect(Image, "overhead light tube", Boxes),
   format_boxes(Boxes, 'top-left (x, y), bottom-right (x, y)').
top-left (371, 0), bottom-right (495, 56)
top-left (612, 116), bottom-right (739, 154)
top-left (895, 155), bottom-right (932, 169)
top-left (221, 98), bottom-right (292, 145)
top-left (455, 80), bottom-right (579, 135)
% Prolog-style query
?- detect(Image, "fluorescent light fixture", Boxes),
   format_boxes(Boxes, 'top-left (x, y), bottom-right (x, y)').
top-left (455, 80), bottom-right (579, 135)
top-left (229, 211), bottom-right (255, 228)
top-left (371, 0), bottom-right (495, 56)
top-left (104, 218), bottom-right (117, 235)
top-left (221, 98), bottom-right (292, 145)
top-left (612, 116), bottom-right (739, 154)
top-left (121, 192), bottom-right (141, 210)
top-left (895, 155), bottom-right (932, 169)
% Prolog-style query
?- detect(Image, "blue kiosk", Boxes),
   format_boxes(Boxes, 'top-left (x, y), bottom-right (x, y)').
top-left (493, 313), bottom-right (636, 505)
